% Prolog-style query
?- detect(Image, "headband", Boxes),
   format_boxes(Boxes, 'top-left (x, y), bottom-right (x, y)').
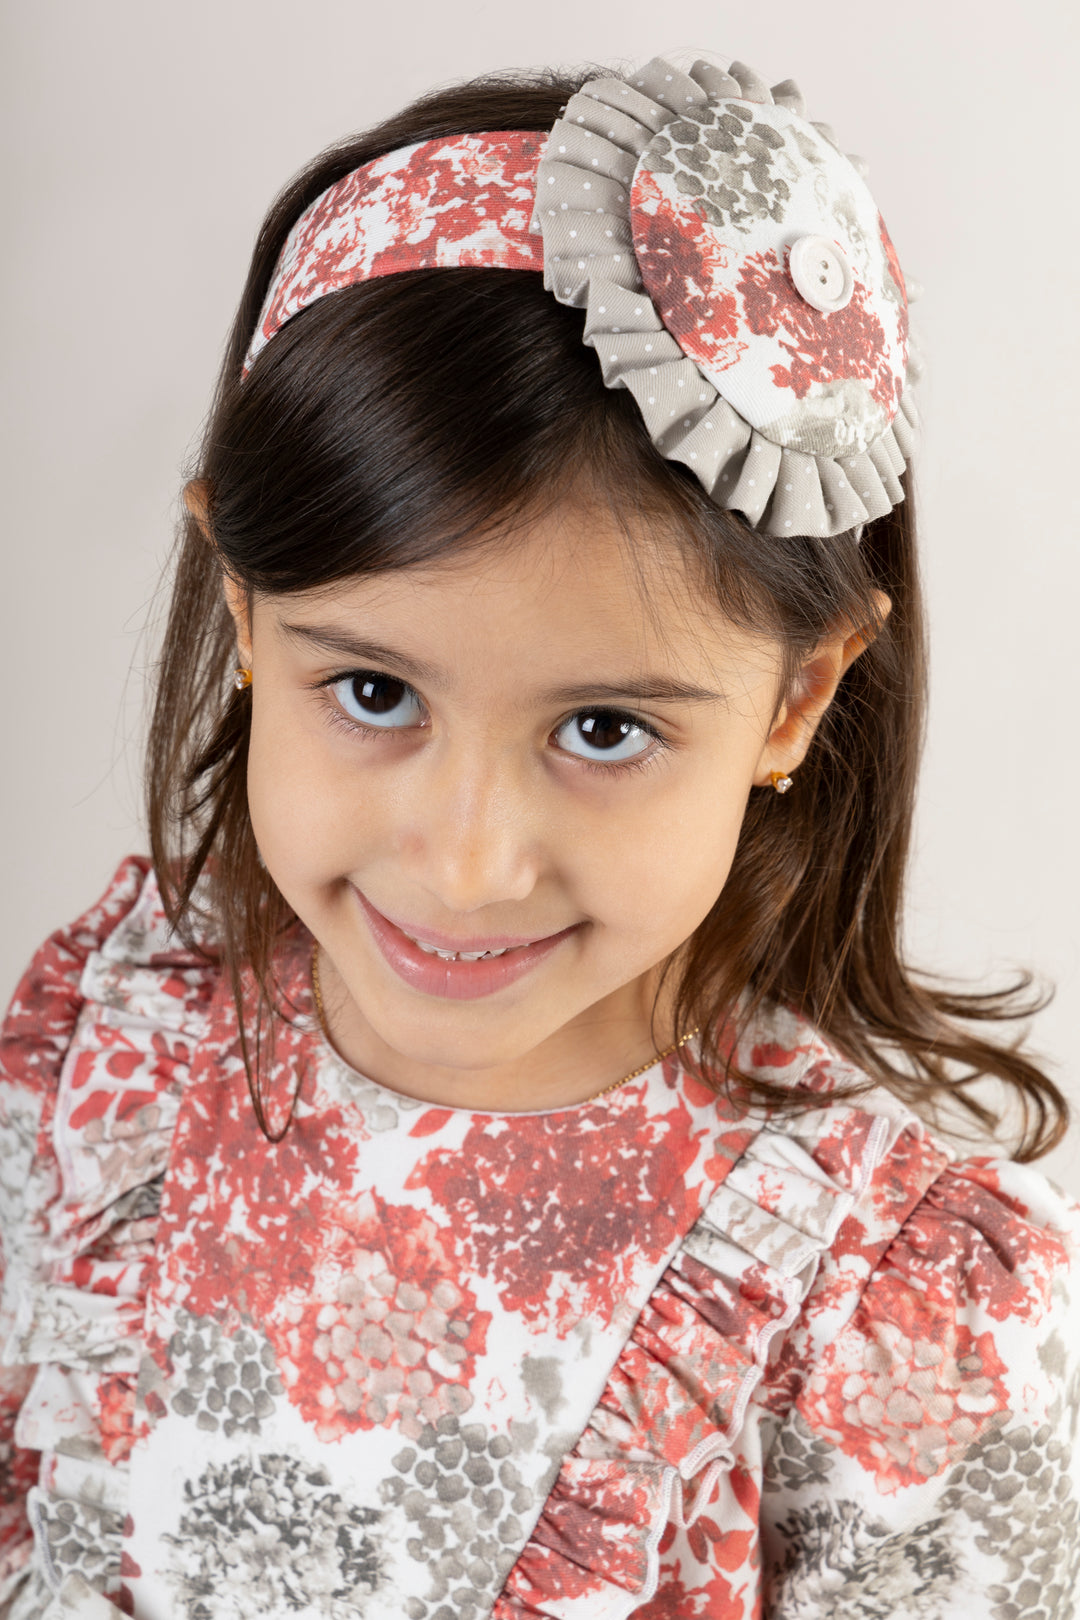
top-left (246, 56), bottom-right (917, 540)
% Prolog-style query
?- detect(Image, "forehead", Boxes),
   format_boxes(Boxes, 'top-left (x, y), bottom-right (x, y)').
top-left (268, 502), bottom-right (781, 693)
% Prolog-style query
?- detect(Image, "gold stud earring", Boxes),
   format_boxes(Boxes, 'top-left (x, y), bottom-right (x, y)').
top-left (233, 667), bottom-right (253, 691)
top-left (770, 770), bottom-right (794, 794)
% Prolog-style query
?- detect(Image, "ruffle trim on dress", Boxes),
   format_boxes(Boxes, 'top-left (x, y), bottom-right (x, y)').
top-left (2, 866), bottom-right (217, 1613)
top-left (533, 56), bottom-right (917, 538)
top-left (493, 1103), bottom-right (900, 1618)
top-left (1, 859), bottom-right (152, 1612)
top-left (8, 1567), bottom-right (130, 1620)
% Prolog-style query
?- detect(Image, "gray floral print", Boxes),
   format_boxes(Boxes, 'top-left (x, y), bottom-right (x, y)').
top-left (163, 1452), bottom-right (381, 1618)
top-left (641, 103), bottom-right (794, 233)
top-left (379, 1413), bottom-right (536, 1619)
top-left (166, 1310), bottom-right (283, 1438)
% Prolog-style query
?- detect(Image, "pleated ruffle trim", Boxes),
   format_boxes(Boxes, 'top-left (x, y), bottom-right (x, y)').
top-left (492, 1107), bottom-right (895, 1617)
top-left (2, 869), bottom-right (216, 1617)
top-left (534, 56), bottom-right (917, 537)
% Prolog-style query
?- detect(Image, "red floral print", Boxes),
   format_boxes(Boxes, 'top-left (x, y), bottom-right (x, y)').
top-left (738, 248), bottom-right (901, 416)
top-left (910, 1158), bottom-right (1068, 1321)
top-left (799, 1278), bottom-right (1011, 1493)
top-left (630, 169), bottom-right (748, 377)
top-left (271, 1194), bottom-right (490, 1441)
top-left (252, 132), bottom-right (546, 367)
top-left (641, 1506), bottom-right (757, 1618)
top-left (414, 1086), bottom-right (701, 1333)
top-left (158, 1044), bottom-right (489, 1440)
top-left (99, 1374), bottom-right (139, 1465)
top-left (0, 855), bottom-right (150, 1098)
top-left (533, 1464), bottom-right (658, 1591)
top-left (633, 1563), bottom-right (714, 1619)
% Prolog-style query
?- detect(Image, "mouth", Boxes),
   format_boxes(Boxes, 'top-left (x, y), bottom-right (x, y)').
top-left (350, 888), bottom-right (583, 1001)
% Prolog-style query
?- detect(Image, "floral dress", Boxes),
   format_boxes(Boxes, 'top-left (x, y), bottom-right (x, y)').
top-left (1, 857), bottom-right (1078, 1619)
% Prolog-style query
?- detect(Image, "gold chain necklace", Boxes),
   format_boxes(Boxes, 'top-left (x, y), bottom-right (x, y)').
top-left (310, 944), bottom-right (699, 1103)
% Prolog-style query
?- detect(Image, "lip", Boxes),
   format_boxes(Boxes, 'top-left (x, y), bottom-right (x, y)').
top-left (352, 888), bottom-right (582, 1001)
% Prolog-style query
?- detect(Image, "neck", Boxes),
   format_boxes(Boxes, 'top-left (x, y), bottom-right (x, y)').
top-left (312, 948), bottom-right (685, 1112)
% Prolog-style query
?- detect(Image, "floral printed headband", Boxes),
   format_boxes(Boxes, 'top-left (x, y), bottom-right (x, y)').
top-left (246, 55), bottom-right (917, 540)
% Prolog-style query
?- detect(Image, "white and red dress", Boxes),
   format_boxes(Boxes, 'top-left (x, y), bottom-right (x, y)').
top-left (1, 857), bottom-right (1078, 1618)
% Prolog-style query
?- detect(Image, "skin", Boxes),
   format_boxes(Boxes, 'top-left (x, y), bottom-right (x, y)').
top-left (192, 484), bottom-right (886, 1113)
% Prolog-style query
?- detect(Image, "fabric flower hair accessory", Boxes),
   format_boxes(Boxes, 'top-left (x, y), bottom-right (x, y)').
top-left (246, 54), bottom-right (917, 540)
top-left (535, 56), bottom-right (916, 536)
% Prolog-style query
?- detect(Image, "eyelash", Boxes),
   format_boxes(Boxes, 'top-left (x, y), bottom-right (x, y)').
top-left (311, 670), bottom-right (669, 778)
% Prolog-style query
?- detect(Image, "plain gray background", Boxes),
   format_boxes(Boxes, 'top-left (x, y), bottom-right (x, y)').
top-left (3, 1), bottom-right (1077, 1189)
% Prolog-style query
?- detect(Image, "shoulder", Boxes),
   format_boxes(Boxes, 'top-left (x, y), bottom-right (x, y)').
top-left (1, 855), bottom-right (152, 1100)
top-left (761, 1153), bottom-right (1080, 1613)
top-left (732, 1004), bottom-right (1080, 1354)
top-left (801, 1151), bottom-right (1080, 1480)
top-left (0, 857), bottom-right (221, 1321)
top-left (741, 1012), bottom-right (1080, 1611)
top-left (1, 855), bottom-right (219, 1103)
top-left (0, 863), bottom-right (222, 1605)
top-left (739, 1007), bottom-right (1080, 1440)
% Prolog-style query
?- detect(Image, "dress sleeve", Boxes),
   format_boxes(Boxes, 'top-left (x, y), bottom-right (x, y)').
top-left (760, 1153), bottom-right (1080, 1617)
top-left (0, 858), bottom-right (150, 1609)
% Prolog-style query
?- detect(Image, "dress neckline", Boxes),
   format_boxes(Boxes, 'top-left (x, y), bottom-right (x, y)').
top-left (306, 1016), bottom-right (708, 1123)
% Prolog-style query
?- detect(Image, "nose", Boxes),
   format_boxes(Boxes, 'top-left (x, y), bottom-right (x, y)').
top-left (398, 739), bottom-right (543, 913)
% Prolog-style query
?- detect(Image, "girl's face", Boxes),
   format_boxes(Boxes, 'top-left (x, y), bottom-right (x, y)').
top-left (224, 501), bottom-right (869, 1111)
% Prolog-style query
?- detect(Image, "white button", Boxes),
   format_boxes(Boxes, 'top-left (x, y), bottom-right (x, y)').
top-left (789, 235), bottom-right (853, 313)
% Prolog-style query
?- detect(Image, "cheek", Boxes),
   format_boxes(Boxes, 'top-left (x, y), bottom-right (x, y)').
top-left (244, 697), bottom-right (366, 887)
top-left (582, 763), bottom-right (753, 963)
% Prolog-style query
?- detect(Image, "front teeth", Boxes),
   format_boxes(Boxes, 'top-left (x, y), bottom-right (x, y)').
top-left (408, 937), bottom-right (518, 961)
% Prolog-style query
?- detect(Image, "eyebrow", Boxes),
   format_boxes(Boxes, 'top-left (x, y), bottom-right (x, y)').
top-left (280, 622), bottom-right (728, 706)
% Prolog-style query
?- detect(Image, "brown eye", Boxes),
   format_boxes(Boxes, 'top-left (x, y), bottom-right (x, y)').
top-left (554, 709), bottom-right (653, 763)
top-left (331, 673), bottom-right (423, 728)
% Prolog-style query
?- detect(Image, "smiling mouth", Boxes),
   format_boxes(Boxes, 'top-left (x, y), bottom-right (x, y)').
top-left (352, 887), bottom-right (581, 992)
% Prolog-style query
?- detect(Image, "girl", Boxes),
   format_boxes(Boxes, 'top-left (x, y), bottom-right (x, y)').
top-left (1, 48), bottom-right (1077, 1620)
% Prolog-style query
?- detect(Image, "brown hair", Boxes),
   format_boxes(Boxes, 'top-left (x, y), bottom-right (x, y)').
top-left (147, 68), bottom-right (1066, 1157)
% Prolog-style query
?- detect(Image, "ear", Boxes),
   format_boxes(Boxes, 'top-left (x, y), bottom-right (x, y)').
top-left (184, 480), bottom-right (253, 666)
top-left (183, 478), bottom-right (212, 541)
top-left (753, 591), bottom-right (891, 787)
top-left (221, 572), bottom-right (253, 669)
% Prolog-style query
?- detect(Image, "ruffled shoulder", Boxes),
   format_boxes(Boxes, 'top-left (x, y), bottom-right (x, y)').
top-left (2, 856), bottom-right (151, 1597)
top-left (0, 857), bottom-right (220, 1612)
top-left (791, 1153), bottom-right (1080, 1486)
top-left (760, 1153), bottom-right (1080, 1614)
top-left (1, 856), bottom-right (151, 1104)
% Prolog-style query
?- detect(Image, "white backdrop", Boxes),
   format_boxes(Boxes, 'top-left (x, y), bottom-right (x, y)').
top-left (3, 0), bottom-right (1077, 1190)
